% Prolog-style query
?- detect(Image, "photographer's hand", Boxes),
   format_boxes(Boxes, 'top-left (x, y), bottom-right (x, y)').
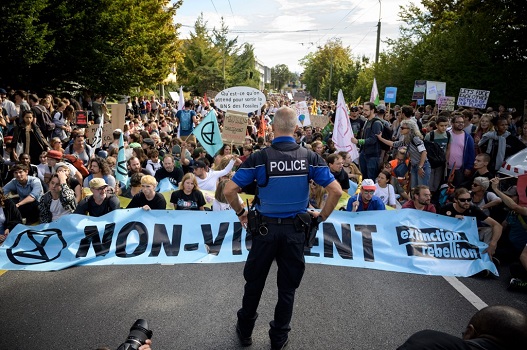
top-left (139, 339), bottom-right (152, 350)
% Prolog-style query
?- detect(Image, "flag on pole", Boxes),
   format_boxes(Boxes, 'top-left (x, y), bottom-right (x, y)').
top-left (311, 99), bottom-right (317, 115)
top-left (257, 113), bottom-right (266, 138)
top-left (193, 110), bottom-right (223, 156)
top-left (115, 132), bottom-right (128, 187)
top-left (204, 93), bottom-right (209, 107)
top-left (91, 121), bottom-right (104, 149)
top-left (370, 78), bottom-right (379, 105)
top-left (333, 89), bottom-right (359, 161)
top-left (351, 96), bottom-right (361, 107)
top-left (177, 85), bottom-right (185, 138)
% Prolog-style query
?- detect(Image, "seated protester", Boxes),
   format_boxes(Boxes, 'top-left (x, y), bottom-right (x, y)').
top-left (439, 188), bottom-right (502, 258)
top-left (74, 178), bottom-right (120, 217)
top-left (170, 173), bottom-right (206, 211)
top-left (402, 185), bottom-right (436, 213)
top-left (2, 164), bottom-right (43, 224)
top-left (38, 172), bottom-right (77, 223)
top-left (45, 149), bottom-right (83, 185)
top-left (145, 149), bottom-right (162, 176)
top-left (127, 156), bottom-right (151, 177)
top-left (0, 188), bottom-right (23, 245)
top-left (17, 153), bottom-right (40, 179)
top-left (339, 151), bottom-right (362, 184)
top-left (374, 170), bottom-right (397, 208)
top-left (213, 178), bottom-right (242, 211)
top-left (154, 154), bottom-right (183, 188)
top-left (478, 116), bottom-right (526, 172)
top-left (489, 180), bottom-right (527, 291)
top-left (460, 153), bottom-right (494, 190)
top-left (346, 179), bottom-right (386, 212)
top-left (192, 158), bottom-right (235, 192)
top-left (470, 177), bottom-right (502, 217)
top-left (388, 147), bottom-right (411, 202)
top-left (83, 157), bottom-right (116, 194)
top-left (327, 153), bottom-right (350, 192)
top-left (397, 305), bottom-right (527, 350)
top-left (55, 162), bottom-right (82, 203)
top-left (119, 173), bottom-right (144, 199)
top-left (36, 151), bottom-right (49, 183)
top-left (126, 175), bottom-right (166, 210)
top-left (309, 180), bottom-right (328, 209)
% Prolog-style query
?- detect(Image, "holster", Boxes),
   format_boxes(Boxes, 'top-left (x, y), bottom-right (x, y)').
top-left (294, 213), bottom-right (314, 247)
top-left (247, 209), bottom-right (264, 236)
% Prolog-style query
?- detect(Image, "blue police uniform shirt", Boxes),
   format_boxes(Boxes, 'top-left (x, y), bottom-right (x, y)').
top-left (346, 194), bottom-right (386, 211)
top-left (231, 136), bottom-right (334, 218)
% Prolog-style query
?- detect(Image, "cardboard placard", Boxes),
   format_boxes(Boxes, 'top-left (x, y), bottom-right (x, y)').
top-left (107, 103), bottom-right (126, 130)
top-left (222, 110), bottom-right (248, 145)
top-left (85, 124), bottom-right (114, 147)
top-left (310, 114), bottom-right (330, 130)
top-left (437, 96), bottom-right (456, 111)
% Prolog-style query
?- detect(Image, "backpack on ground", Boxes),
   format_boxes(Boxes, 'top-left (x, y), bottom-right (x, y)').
top-left (424, 131), bottom-right (450, 169)
top-left (180, 110), bottom-right (192, 131)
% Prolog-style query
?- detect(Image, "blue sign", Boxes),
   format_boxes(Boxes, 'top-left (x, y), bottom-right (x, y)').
top-left (384, 87), bottom-right (397, 103)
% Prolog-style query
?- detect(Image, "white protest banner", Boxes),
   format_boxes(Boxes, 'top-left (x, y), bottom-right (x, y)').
top-left (295, 101), bottom-right (311, 127)
top-left (426, 81), bottom-right (446, 100)
top-left (457, 88), bottom-right (490, 109)
top-left (85, 123), bottom-right (113, 146)
top-left (310, 114), bottom-right (330, 130)
top-left (437, 96), bottom-right (456, 111)
top-left (222, 110), bottom-right (248, 145)
top-left (215, 86), bottom-right (266, 114)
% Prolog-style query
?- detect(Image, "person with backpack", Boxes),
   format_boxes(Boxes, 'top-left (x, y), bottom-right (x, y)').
top-left (377, 119), bottom-right (431, 188)
top-left (28, 93), bottom-right (55, 140)
top-left (175, 100), bottom-right (198, 142)
top-left (424, 113), bottom-right (451, 193)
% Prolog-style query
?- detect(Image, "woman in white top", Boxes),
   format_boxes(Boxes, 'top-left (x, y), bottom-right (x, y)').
top-left (213, 178), bottom-right (243, 211)
top-left (375, 170), bottom-right (397, 208)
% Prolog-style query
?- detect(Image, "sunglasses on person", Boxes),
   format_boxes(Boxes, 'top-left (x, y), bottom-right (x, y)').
top-left (457, 197), bottom-right (471, 202)
top-left (363, 190), bottom-right (375, 194)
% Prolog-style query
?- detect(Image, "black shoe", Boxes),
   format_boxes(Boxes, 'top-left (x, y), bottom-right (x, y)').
top-left (236, 322), bottom-right (253, 346)
top-left (508, 278), bottom-right (527, 292)
top-left (271, 338), bottom-right (289, 350)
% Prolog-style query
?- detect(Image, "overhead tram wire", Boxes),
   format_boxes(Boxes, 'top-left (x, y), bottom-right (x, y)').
top-left (227, 0), bottom-right (237, 27)
top-left (210, 0), bottom-right (220, 16)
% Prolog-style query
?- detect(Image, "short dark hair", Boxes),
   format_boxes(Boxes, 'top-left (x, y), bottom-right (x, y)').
top-left (401, 105), bottom-right (413, 118)
top-left (326, 153), bottom-right (341, 164)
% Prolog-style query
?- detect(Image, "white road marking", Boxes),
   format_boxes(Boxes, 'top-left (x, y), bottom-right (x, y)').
top-left (443, 276), bottom-right (488, 310)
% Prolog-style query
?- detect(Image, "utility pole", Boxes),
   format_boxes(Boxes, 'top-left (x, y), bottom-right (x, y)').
top-left (375, 0), bottom-right (382, 65)
top-left (328, 58), bottom-right (333, 101)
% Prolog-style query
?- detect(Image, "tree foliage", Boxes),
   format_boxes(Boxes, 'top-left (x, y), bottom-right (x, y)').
top-left (0, 0), bottom-right (182, 96)
top-left (271, 64), bottom-right (294, 91)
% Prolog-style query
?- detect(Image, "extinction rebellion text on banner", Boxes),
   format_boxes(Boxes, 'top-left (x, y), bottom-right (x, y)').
top-left (0, 210), bottom-right (497, 276)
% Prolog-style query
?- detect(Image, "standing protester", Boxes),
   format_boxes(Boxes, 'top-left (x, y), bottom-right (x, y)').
top-left (447, 114), bottom-right (476, 187)
top-left (352, 102), bottom-right (383, 180)
top-left (224, 106), bottom-right (342, 350)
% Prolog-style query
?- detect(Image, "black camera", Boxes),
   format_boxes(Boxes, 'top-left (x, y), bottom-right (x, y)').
top-left (116, 319), bottom-right (153, 350)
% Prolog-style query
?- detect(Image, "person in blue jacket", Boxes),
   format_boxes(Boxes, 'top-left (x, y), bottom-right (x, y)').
top-left (346, 178), bottom-right (386, 211)
top-left (224, 106), bottom-right (342, 350)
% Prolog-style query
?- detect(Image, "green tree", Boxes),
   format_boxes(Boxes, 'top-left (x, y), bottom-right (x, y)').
top-left (271, 64), bottom-right (293, 91)
top-left (212, 17), bottom-right (238, 89)
top-left (231, 43), bottom-right (260, 88)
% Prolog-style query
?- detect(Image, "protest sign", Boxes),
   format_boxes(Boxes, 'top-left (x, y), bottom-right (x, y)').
top-left (384, 87), bottom-right (397, 103)
top-left (222, 110), bottom-right (248, 145)
top-left (457, 88), bottom-right (490, 109)
top-left (85, 123), bottom-right (113, 147)
top-left (310, 114), bottom-right (330, 130)
top-left (295, 101), bottom-right (311, 127)
top-left (215, 86), bottom-right (266, 114)
top-left (75, 110), bottom-right (88, 127)
top-left (107, 103), bottom-right (126, 130)
top-left (437, 96), bottom-right (456, 111)
top-left (426, 81), bottom-right (446, 100)
top-left (168, 91), bottom-right (180, 101)
top-left (412, 80), bottom-right (427, 100)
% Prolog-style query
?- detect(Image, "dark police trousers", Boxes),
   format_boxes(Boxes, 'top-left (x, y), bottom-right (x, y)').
top-left (237, 221), bottom-right (306, 346)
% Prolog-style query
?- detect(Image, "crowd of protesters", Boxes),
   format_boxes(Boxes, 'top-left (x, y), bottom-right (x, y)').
top-left (0, 87), bottom-right (526, 292)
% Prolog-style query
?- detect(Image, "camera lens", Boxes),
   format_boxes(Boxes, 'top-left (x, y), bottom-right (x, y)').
top-left (116, 319), bottom-right (153, 350)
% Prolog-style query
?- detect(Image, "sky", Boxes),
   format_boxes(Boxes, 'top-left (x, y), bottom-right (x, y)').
top-left (175, 0), bottom-right (422, 73)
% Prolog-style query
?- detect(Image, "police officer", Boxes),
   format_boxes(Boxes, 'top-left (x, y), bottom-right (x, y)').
top-left (224, 106), bottom-right (342, 349)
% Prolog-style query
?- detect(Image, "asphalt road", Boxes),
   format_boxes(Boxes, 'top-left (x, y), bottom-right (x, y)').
top-left (0, 261), bottom-right (525, 350)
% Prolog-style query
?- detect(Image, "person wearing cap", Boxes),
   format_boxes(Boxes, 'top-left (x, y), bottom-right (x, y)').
top-left (74, 178), bottom-right (120, 217)
top-left (346, 179), bottom-right (386, 212)
top-left (490, 177), bottom-right (527, 290)
top-left (45, 150), bottom-right (83, 185)
top-left (470, 177), bottom-right (502, 217)
top-left (439, 187), bottom-right (502, 258)
top-left (38, 172), bottom-right (77, 223)
top-left (192, 157), bottom-right (236, 192)
top-left (2, 164), bottom-right (44, 224)
top-left (126, 175), bottom-right (166, 210)
top-left (224, 106), bottom-right (342, 350)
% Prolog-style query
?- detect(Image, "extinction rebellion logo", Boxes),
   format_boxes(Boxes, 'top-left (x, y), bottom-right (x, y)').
top-left (396, 226), bottom-right (481, 260)
top-left (6, 229), bottom-right (67, 265)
